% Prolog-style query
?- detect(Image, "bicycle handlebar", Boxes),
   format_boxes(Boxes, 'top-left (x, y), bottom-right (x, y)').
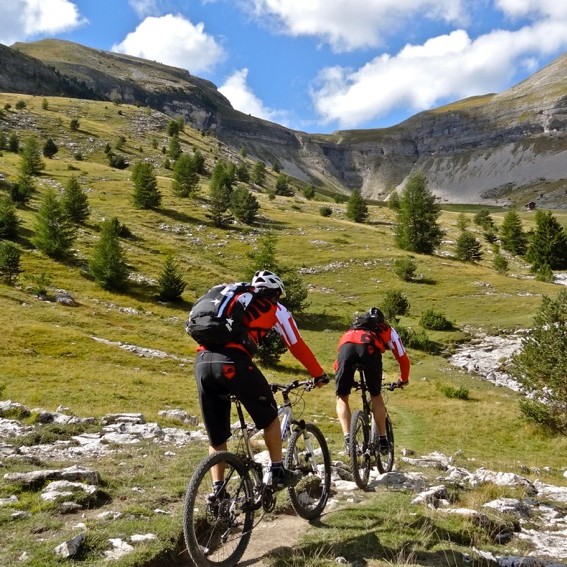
top-left (270, 379), bottom-right (317, 394)
top-left (352, 380), bottom-right (404, 392)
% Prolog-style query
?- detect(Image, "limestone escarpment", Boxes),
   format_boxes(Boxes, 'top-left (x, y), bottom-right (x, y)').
top-left (4, 39), bottom-right (567, 207)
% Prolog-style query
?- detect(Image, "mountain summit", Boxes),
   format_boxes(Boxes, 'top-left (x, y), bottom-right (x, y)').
top-left (3, 39), bottom-right (567, 208)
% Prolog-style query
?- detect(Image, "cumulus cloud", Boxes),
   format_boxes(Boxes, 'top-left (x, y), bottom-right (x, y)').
top-left (243, 0), bottom-right (467, 51)
top-left (112, 13), bottom-right (225, 74)
top-left (219, 68), bottom-right (290, 126)
top-left (0, 0), bottom-right (85, 45)
top-left (309, 8), bottom-right (567, 128)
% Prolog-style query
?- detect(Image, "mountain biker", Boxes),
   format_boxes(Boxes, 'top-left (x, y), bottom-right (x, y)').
top-left (334, 307), bottom-right (410, 456)
top-left (193, 270), bottom-right (330, 494)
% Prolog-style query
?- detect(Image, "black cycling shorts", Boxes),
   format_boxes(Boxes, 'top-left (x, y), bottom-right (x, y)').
top-left (335, 342), bottom-right (383, 397)
top-left (194, 347), bottom-right (278, 447)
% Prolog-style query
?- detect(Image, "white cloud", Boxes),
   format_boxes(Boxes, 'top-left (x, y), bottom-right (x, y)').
top-left (112, 14), bottom-right (225, 74)
top-left (243, 0), bottom-right (467, 51)
top-left (128, 0), bottom-right (160, 18)
top-left (310, 11), bottom-right (567, 128)
top-left (219, 68), bottom-right (290, 126)
top-left (0, 0), bottom-right (84, 45)
top-left (496, 0), bottom-right (567, 19)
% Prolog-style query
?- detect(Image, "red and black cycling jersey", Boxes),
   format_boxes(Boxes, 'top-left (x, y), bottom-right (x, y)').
top-left (221, 294), bottom-right (324, 378)
top-left (336, 326), bottom-right (410, 382)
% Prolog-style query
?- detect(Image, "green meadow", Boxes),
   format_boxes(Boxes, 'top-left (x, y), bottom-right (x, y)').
top-left (1, 93), bottom-right (566, 566)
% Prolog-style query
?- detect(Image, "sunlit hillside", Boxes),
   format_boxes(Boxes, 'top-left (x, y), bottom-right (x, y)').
top-left (1, 92), bottom-right (566, 567)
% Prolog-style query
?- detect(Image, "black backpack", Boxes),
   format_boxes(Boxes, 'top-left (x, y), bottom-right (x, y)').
top-left (352, 312), bottom-right (388, 334)
top-left (185, 282), bottom-right (257, 349)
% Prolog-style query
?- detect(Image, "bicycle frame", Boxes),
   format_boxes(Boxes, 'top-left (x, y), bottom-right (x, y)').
top-left (349, 366), bottom-right (400, 486)
top-left (229, 380), bottom-right (312, 501)
top-left (183, 379), bottom-right (332, 566)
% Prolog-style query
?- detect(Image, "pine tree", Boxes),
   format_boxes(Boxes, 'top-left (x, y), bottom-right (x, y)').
top-left (32, 189), bottom-right (76, 258)
top-left (230, 186), bottom-right (259, 224)
top-left (157, 255), bottom-right (186, 301)
top-left (0, 241), bottom-right (22, 284)
top-left (455, 231), bottom-right (483, 262)
top-left (499, 209), bottom-right (527, 256)
top-left (168, 134), bottom-right (182, 160)
top-left (525, 210), bottom-right (567, 272)
top-left (346, 189), bottom-right (368, 223)
top-left (0, 195), bottom-right (20, 238)
top-left (89, 218), bottom-right (129, 291)
top-left (394, 171), bottom-right (443, 254)
top-left (43, 138), bottom-right (59, 158)
top-left (172, 154), bottom-right (199, 197)
top-left (474, 209), bottom-right (496, 231)
top-left (207, 162), bottom-right (234, 227)
top-left (274, 174), bottom-right (294, 196)
top-left (61, 176), bottom-right (90, 224)
top-left (510, 289), bottom-right (567, 433)
top-left (11, 171), bottom-right (35, 204)
top-left (20, 136), bottom-right (44, 175)
top-left (251, 161), bottom-right (266, 186)
top-left (131, 162), bottom-right (161, 209)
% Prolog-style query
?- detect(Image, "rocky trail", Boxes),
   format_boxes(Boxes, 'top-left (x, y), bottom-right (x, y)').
top-left (2, 329), bottom-right (567, 566)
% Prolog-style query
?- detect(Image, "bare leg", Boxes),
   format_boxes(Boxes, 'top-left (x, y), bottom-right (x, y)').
top-left (336, 395), bottom-right (351, 436)
top-left (210, 442), bottom-right (228, 483)
top-left (263, 417), bottom-right (283, 462)
top-left (370, 394), bottom-right (386, 436)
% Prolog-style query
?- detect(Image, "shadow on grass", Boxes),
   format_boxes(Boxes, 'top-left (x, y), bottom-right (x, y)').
top-left (295, 311), bottom-right (348, 332)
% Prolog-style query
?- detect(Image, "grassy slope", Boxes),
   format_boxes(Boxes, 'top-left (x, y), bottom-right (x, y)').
top-left (1, 93), bottom-right (567, 566)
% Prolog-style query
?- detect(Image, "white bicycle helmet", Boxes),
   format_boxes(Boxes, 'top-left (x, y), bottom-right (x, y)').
top-left (251, 270), bottom-right (286, 298)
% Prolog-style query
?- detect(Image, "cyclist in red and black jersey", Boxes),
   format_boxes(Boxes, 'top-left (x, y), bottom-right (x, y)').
top-left (194, 270), bottom-right (329, 491)
top-left (334, 307), bottom-right (410, 455)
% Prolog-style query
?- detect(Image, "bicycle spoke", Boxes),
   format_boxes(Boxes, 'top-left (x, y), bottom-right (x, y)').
top-left (285, 423), bottom-right (331, 520)
top-left (350, 409), bottom-right (371, 489)
top-left (184, 452), bottom-right (254, 567)
top-left (376, 415), bottom-right (395, 473)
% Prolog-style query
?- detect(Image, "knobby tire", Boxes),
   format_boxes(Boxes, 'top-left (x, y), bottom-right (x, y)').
top-left (376, 415), bottom-right (395, 474)
top-left (183, 451), bottom-right (254, 567)
top-left (285, 423), bottom-right (331, 519)
top-left (349, 409), bottom-right (371, 489)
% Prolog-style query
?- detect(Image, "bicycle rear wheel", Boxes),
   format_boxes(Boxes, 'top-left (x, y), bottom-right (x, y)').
top-left (350, 409), bottom-right (371, 489)
top-left (183, 451), bottom-right (254, 567)
top-left (285, 423), bottom-right (331, 520)
top-left (376, 415), bottom-right (395, 474)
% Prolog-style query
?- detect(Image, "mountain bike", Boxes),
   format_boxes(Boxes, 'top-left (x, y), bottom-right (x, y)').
top-left (183, 378), bottom-right (332, 567)
top-left (349, 364), bottom-right (402, 488)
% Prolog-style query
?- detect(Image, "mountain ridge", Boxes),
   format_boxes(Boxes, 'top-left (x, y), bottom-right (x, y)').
top-left (3, 39), bottom-right (567, 208)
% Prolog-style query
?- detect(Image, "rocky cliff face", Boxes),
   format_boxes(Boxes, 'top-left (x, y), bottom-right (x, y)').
top-left (4, 39), bottom-right (567, 208)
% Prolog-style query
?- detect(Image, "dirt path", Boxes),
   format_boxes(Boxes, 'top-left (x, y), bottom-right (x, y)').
top-left (238, 511), bottom-right (311, 566)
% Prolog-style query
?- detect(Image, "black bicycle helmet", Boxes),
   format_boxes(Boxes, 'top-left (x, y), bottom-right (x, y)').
top-left (352, 306), bottom-right (385, 330)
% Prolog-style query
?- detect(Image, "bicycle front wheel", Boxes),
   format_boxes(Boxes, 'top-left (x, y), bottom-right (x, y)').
top-left (376, 415), bottom-right (395, 474)
top-left (285, 423), bottom-right (331, 520)
top-left (183, 451), bottom-right (254, 567)
top-left (350, 409), bottom-right (371, 489)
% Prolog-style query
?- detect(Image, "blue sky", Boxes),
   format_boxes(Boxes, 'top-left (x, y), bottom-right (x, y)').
top-left (1, 1), bottom-right (567, 134)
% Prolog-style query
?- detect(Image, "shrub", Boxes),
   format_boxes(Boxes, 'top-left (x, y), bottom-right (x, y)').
top-left (493, 254), bottom-right (509, 274)
top-left (381, 290), bottom-right (410, 322)
top-left (319, 206), bottom-right (332, 217)
top-left (393, 257), bottom-right (417, 281)
top-left (437, 383), bottom-right (470, 400)
top-left (420, 308), bottom-right (453, 330)
top-left (395, 325), bottom-right (439, 354)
